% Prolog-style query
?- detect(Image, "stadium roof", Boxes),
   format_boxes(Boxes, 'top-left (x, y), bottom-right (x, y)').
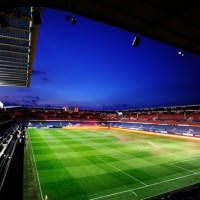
top-left (0, 7), bottom-right (39, 87)
top-left (0, 0), bottom-right (200, 86)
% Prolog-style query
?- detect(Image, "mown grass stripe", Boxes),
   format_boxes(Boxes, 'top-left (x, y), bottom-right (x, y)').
top-left (28, 129), bottom-right (44, 200)
top-left (27, 128), bottom-right (200, 200)
top-left (97, 156), bottom-right (147, 186)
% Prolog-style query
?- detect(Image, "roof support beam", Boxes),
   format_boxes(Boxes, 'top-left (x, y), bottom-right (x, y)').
top-left (0, 71), bottom-right (27, 75)
top-left (0, 49), bottom-right (29, 55)
top-left (0, 35), bottom-right (29, 42)
top-left (0, 59), bottom-right (27, 65)
top-left (0, 82), bottom-right (27, 86)
top-left (0, 55), bottom-right (27, 61)
top-left (0, 74), bottom-right (26, 78)
top-left (0, 63), bottom-right (27, 68)
top-left (7, 26), bottom-right (31, 33)
top-left (0, 77), bottom-right (27, 81)
top-left (0, 68), bottom-right (27, 72)
top-left (0, 42), bottom-right (29, 49)
top-left (8, 13), bottom-right (32, 21)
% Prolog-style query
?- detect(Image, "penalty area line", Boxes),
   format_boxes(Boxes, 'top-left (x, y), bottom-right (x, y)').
top-left (97, 156), bottom-right (147, 186)
top-left (89, 170), bottom-right (200, 200)
top-left (132, 191), bottom-right (138, 196)
top-left (170, 163), bottom-right (196, 174)
top-left (90, 188), bottom-right (134, 200)
top-left (171, 157), bottom-right (200, 165)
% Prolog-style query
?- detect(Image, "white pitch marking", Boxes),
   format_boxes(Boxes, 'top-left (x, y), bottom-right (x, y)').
top-left (90, 170), bottom-right (200, 200)
top-left (133, 170), bottom-right (200, 191)
top-left (28, 129), bottom-right (44, 200)
top-left (170, 163), bottom-right (196, 174)
top-left (132, 191), bottom-right (138, 196)
top-left (171, 157), bottom-right (200, 165)
top-left (97, 156), bottom-right (147, 186)
top-left (90, 188), bottom-right (135, 200)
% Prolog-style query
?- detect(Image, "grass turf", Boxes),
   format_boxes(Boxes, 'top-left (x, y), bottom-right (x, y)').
top-left (25, 127), bottom-right (200, 200)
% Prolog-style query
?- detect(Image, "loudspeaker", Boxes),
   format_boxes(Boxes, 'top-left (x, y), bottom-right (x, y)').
top-left (132, 36), bottom-right (141, 47)
top-left (32, 11), bottom-right (42, 25)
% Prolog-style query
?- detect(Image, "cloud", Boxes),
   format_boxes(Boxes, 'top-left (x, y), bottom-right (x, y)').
top-left (31, 99), bottom-right (38, 105)
top-left (24, 95), bottom-right (40, 100)
top-left (98, 103), bottom-right (132, 110)
top-left (32, 70), bottom-right (49, 81)
top-left (22, 99), bottom-right (30, 103)
top-left (43, 104), bottom-right (57, 108)
top-left (42, 76), bottom-right (48, 81)
top-left (24, 96), bottom-right (40, 106)
top-left (2, 95), bottom-right (41, 107)
top-left (2, 102), bottom-right (20, 107)
top-left (32, 70), bottom-right (46, 76)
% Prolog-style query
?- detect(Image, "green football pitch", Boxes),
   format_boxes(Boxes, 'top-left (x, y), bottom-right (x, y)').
top-left (24, 127), bottom-right (200, 200)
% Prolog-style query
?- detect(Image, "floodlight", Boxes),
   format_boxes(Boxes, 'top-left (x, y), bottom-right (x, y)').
top-left (178, 50), bottom-right (184, 57)
top-left (71, 17), bottom-right (76, 25)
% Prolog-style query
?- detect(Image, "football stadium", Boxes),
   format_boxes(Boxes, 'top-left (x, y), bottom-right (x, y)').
top-left (1, 1), bottom-right (200, 200)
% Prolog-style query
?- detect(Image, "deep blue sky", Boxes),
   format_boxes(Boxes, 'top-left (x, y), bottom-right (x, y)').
top-left (1, 8), bottom-right (200, 110)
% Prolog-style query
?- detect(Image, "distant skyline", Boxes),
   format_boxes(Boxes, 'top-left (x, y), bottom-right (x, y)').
top-left (1, 8), bottom-right (200, 110)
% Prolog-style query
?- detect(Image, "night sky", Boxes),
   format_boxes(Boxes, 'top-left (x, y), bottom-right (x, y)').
top-left (1, 8), bottom-right (200, 110)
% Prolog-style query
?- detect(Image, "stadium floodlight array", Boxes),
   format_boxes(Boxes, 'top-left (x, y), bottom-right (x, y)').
top-left (65, 14), bottom-right (76, 25)
top-left (178, 49), bottom-right (184, 57)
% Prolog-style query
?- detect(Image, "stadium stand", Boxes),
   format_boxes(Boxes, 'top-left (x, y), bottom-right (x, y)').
top-left (0, 121), bottom-right (25, 200)
top-left (1, 105), bottom-right (200, 200)
top-left (2, 105), bottom-right (200, 198)
top-left (1, 1), bottom-right (200, 199)
top-left (2, 105), bottom-right (200, 127)
top-left (0, 121), bottom-right (24, 190)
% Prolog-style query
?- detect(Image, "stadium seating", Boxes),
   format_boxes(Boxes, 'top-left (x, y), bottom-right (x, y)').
top-left (0, 121), bottom-right (24, 190)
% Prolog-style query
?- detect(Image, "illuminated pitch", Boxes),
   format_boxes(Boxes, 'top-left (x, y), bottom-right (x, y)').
top-left (24, 128), bottom-right (200, 200)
